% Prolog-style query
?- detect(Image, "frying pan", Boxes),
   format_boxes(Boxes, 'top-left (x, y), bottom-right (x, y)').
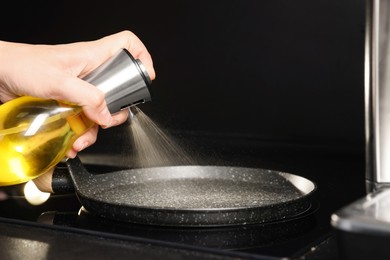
top-left (51, 156), bottom-right (316, 227)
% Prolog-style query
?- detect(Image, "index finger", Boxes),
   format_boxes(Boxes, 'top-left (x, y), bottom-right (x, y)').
top-left (85, 31), bottom-right (156, 80)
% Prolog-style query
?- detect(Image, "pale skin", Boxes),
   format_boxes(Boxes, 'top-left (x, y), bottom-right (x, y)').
top-left (0, 31), bottom-right (155, 193)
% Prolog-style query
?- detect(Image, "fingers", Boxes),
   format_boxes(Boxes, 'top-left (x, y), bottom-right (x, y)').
top-left (118, 31), bottom-right (156, 80)
top-left (67, 125), bottom-right (99, 158)
top-left (90, 31), bottom-right (156, 80)
top-left (108, 109), bottom-right (129, 128)
top-left (59, 31), bottom-right (154, 127)
top-left (66, 110), bottom-right (128, 158)
top-left (66, 148), bottom-right (77, 159)
top-left (59, 76), bottom-right (113, 127)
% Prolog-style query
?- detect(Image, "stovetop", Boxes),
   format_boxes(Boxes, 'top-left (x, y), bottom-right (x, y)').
top-left (0, 136), bottom-right (366, 259)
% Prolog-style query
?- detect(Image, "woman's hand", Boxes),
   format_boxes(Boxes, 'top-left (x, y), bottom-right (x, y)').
top-left (0, 31), bottom-right (155, 158)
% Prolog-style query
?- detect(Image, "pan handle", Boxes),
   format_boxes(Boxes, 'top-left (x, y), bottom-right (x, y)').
top-left (51, 156), bottom-right (94, 194)
top-left (51, 164), bottom-right (75, 194)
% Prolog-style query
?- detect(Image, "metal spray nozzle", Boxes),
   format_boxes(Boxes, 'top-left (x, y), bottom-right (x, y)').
top-left (82, 49), bottom-right (152, 115)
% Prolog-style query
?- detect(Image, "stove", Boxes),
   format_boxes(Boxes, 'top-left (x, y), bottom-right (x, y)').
top-left (0, 134), bottom-right (365, 259)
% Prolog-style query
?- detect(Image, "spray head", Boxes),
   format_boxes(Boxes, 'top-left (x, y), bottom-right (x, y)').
top-left (83, 49), bottom-right (152, 114)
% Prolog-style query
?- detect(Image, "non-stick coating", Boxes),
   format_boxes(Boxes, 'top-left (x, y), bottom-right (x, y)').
top-left (66, 157), bottom-right (316, 227)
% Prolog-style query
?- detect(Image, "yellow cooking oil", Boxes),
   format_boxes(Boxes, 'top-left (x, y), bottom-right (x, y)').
top-left (0, 96), bottom-right (94, 186)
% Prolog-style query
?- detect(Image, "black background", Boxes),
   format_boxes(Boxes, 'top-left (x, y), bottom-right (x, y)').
top-left (0, 0), bottom-right (366, 152)
top-left (0, 2), bottom-right (368, 257)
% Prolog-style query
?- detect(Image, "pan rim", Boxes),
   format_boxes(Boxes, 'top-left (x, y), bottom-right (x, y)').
top-left (77, 165), bottom-right (317, 212)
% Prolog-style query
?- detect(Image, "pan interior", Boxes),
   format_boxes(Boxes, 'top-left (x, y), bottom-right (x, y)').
top-left (78, 166), bottom-right (313, 210)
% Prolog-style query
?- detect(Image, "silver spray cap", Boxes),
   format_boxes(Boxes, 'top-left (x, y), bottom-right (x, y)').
top-left (82, 49), bottom-right (152, 114)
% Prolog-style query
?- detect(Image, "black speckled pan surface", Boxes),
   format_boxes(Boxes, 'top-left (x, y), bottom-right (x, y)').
top-left (63, 156), bottom-right (316, 227)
